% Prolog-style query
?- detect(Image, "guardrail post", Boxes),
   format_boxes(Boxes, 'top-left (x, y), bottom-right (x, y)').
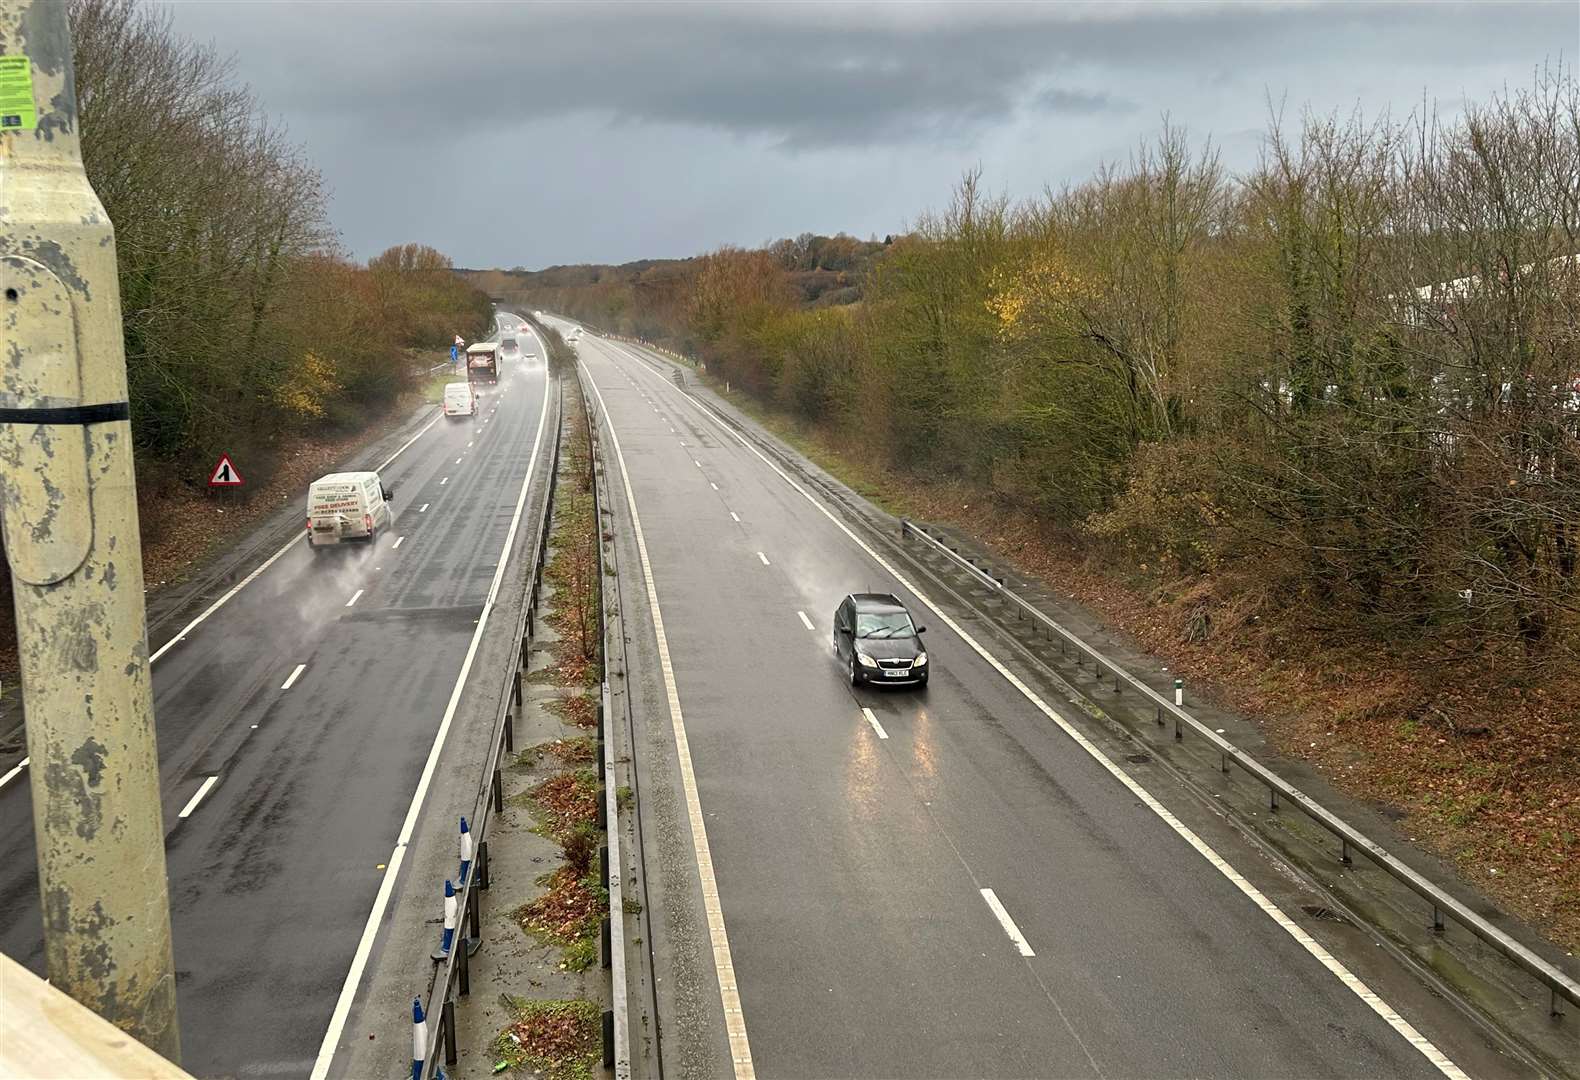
top-left (458, 913), bottom-right (471, 997)
top-left (1432, 906), bottom-right (1445, 934)
top-left (600, 845), bottom-right (610, 891)
top-left (442, 998), bottom-right (459, 1066)
top-left (1340, 838), bottom-right (1352, 866)
top-left (603, 1010), bottom-right (615, 1068)
top-left (601, 916), bottom-right (612, 969)
top-left (478, 840), bottom-right (491, 890)
top-left (1268, 787), bottom-right (1279, 812)
top-left (492, 769), bottom-right (504, 814)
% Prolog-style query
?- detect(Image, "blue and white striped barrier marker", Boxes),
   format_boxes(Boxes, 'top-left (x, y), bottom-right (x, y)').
top-left (458, 817), bottom-right (472, 885)
top-left (441, 879), bottom-right (456, 955)
top-left (411, 998), bottom-right (426, 1080)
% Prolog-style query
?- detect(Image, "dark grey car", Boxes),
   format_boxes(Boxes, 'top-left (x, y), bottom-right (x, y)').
top-left (833, 592), bottom-right (928, 687)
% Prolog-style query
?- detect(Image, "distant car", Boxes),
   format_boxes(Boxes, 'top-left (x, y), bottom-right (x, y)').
top-left (833, 593), bottom-right (928, 687)
top-left (307, 471), bottom-right (394, 551)
top-left (499, 337), bottom-right (520, 359)
top-left (443, 381), bottom-right (476, 418)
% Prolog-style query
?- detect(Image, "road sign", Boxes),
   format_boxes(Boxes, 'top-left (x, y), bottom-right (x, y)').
top-left (454, 334), bottom-right (464, 346)
top-left (208, 454), bottom-right (243, 487)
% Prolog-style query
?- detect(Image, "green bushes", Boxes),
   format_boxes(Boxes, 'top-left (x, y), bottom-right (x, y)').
top-left (503, 74), bottom-right (1580, 676)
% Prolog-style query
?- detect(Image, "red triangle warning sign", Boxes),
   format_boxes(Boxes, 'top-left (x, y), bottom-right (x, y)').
top-left (208, 454), bottom-right (243, 487)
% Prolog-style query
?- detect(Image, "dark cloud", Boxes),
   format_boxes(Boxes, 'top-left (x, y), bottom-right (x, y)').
top-left (159, 1), bottom-right (1572, 265)
top-left (1033, 88), bottom-right (1137, 116)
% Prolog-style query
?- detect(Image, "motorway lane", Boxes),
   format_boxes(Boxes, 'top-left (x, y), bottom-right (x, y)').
top-left (0, 320), bottom-right (548, 1076)
top-left (575, 332), bottom-right (1454, 1080)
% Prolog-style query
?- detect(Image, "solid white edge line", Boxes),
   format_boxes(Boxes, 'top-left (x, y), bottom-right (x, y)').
top-left (344, 589), bottom-right (364, 608)
top-left (603, 340), bottom-right (1467, 1080)
top-left (0, 757), bottom-right (30, 791)
top-left (797, 611), bottom-right (814, 631)
top-left (308, 334), bottom-right (551, 1080)
top-left (281, 663), bottom-right (307, 691)
top-left (756, 552), bottom-right (770, 566)
top-left (981, 888), bottom-right (1036, 957)
top-left (177, 775), bottom-right (219, 819)
top-left (393, 536), bottom-right (406, 550)
top-left (583, 360), bottom-right (756, 1079)
top-left (860, 707), bottom-right (888, 740)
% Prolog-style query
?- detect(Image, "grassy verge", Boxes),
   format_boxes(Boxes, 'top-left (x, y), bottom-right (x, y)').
top-left (544, 392), bottom-right (600, 689)
top-left (492, 996), bottom-right (601, 1079)
top-left (424, 369), bottom-right (459, 403)
top-left (506, 379), bottom-right (610, 975)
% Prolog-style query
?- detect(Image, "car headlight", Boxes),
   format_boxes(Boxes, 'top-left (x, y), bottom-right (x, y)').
top-left (857, 652), bottom-right (878, 668)
top-left (913, 652), bottom-right (927, 666)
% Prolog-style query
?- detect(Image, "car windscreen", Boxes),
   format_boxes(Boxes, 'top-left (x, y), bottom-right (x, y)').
top-left (855, 611), bottom-right (914, 638)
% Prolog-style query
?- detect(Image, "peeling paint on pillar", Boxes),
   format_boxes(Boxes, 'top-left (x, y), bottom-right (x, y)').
top-left (0, 0), bottom-right (181, 1062)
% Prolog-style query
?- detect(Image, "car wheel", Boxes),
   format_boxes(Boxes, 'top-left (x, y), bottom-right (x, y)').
top-left (849, 654), bottom-right (860, 686)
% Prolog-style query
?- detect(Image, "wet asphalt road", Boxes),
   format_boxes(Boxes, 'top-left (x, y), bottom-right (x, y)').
top-left (0, 319), bottom-right (548, 1077)
top-left (572, 330), bottom-right (1455, 1080)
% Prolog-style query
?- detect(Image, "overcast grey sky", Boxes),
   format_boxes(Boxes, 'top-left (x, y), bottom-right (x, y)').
top-left (163, 1), bottom-right (1574, 269)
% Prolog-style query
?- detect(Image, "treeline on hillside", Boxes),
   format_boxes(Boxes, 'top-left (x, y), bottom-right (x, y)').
top-left (72, 0), bottom-right (493, 490)
top-left (540, 75), bottom-right (1580, 674)
top-left (464, 232), bottom-right (885, 346)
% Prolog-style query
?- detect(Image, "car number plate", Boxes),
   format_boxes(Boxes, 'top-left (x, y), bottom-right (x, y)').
top-left (884, 668), bottom-right (910, 678)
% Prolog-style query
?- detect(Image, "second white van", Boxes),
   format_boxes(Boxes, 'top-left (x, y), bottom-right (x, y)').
top-left (443, 381), bottom-right (476, 418)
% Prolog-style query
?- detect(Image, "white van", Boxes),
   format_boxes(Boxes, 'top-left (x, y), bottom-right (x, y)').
top-left (307, 471), bottom-right (394, 550)
top-left (443, 381), bottom-right (476, 418)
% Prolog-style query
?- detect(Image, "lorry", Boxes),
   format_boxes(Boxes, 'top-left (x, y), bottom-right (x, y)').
top-left (466, 342), bottom-right (498, 387)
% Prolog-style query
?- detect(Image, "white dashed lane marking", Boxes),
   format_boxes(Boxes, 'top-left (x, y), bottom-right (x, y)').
top-left (981, 889), bottom-right (1036, 957)
top-left (178, 776), bottom-right (220, 819)
top-left (281, 663), bottom-right (306, 691)
top-left (861, 707), bottom-right (888, 740)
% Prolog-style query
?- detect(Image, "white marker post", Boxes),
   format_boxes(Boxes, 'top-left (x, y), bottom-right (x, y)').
top-left (1174, 678), bottom-right (1184, 707)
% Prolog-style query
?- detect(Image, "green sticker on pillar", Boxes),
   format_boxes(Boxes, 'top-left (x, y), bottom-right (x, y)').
top-left (0, 56), bottom-right (38, 131)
